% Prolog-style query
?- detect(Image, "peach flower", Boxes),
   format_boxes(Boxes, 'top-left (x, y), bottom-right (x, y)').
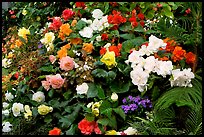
top-left (41, 80), bottom-right (50, 91)
top-left (59, 56), bottom-right (74, 71)
top-left (47, 74), bottom-right (65, 89)
top-left (49, 55), bottom-right (56, 64)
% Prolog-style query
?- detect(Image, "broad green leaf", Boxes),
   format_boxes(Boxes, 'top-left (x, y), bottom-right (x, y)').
top-left (97, 118), bottom-right (109, 126)
top-left (87, 83), bottom-right (98, 98)
top-left (110, 81), bottom-right (130, 93)
top-left (44, 114), bottom-right (52, 123)
top-left (107, 71), bottom-right (116, 80)
top-left (108, 115), bottom-right (117, 129)
top-left (104, 2), bottom-right (109, 14)
top-left (63, 91), bottom-right (72, 100)
top-left (2, 68), bottom-right (9, 75)
top-left (110, 30), bottom-right (119, 37)
top-left (122, 37), bottom-right (145, 53)
top-left (120, 33), bottom-right (136, 40)
top-left (38, 65), bottom-right (54, 72)
top-left (65, 124), bottom-right (77, 135)
top-left (101, 108), bottom-right (112, 119)
top-left (48, 89), bottom-right (54, 98)
top-left (113, 107), bottom-right (126, 120)
top-left (75, 20), bottom-right (87, 30)
top-left (85, 113), bottom-right (95, 121)
top-left (97, 85), bottom-right (106, 99)
top-left (163, 8), bottom-right (174, 18)
top-left (119, 22), bottom-right (132, 32)
top-left (100, 100), bottom-right (111, 112)
top-left (134, 24), bottom-right (145, 32)
top-left (146, 10), bottom-right (155, 19)
top-left (91, 69), bottom-right (108, 78)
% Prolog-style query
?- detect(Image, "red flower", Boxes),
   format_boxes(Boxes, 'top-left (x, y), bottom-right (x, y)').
top-left (78, 118), bottom-right (96, 135)
top-left (157, 3), bottom-right (163, 8)
top-left (137, 13), bottom-right (145, 20)
top-left (140, 20), bottom-right (145, 27)
top-left (100, 47), bottom-right (107, 55)
top-left (101, 33), bottom-right (109, 41)
top-left (172, 46), bottom-right (186, 62)
top-left (185, 8), bottom-right (191, 14)
top-left (49, 17), bottom-right (62, 31)
top-left (129, 16), bottom-right (138, 27)
top-left (185, 52), bottom-right (196, 64)
top-left (117, 43), bottom-right (122, 51)
top-left (108, 10), bottom-right (126, 25)
top-left (9, 10), bottom-right (15, 15)
top-left (11, 15), bottom-right (16, 19)
top-left (14, 72), bottom-right (19, 79)
top-left (109, 45), bottom-right (120, 57)
top-left (62, 9), bottom-right (75, 21)
top-left (94, 123), bottom-right (102, 134)
top-left (48, 127), bottom-right (61, 135)
top-left (109, 2), bottom-right (118, 7)
top-left (75, 2), bottom-right (86, 8)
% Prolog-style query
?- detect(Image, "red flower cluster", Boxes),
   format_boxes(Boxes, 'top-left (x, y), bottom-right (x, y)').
top-left (100, 43), bottom-right (122, 57)
top-left (185, 8), bottom-right (191, 14)
top-left (62, 9), bottom-right (75, 21)
top-left (184, 52), bottom-right (196, 65)
top-left (101, 33), bottom-right (109, 41)
top-left (48, 127), bottom-right (61, 135)
top-left (75, 2), bottom-right (86, 8)
top-left (78, 118), bottom-right (104, 135)
top-left (109, 2), bottom-right (118, 7)
top-left (172, 46), bottom-right (186, 62)
top-left (48, 17), bottom-right (62, 31)
top-left (108, 10), bottom-right (126, 30)
top-left (129, 9), bottom-right (145, 28)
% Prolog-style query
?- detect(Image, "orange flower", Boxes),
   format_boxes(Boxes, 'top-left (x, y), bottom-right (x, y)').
top-left (10, 44), bottom-right (16, 49)
top-left (82, 43), bottom-right (94, 54)
top-left (15, 39), bottom-right (23, 47)
top-left (172, 46), bottom-right (186, 62)
top-left (71, 19), bottom-right (77, 27)
top-left (58, 32), bottom-right (66, 41)
top-left (60, 24), bottom-right (72, 36)
top-left (70, 38), bottom-right (82, 45)
top-left (63, 43), bottom-right (71, 49)
top-left (109, 45), bottom-right (120, 57)
top-left (49, 127), bottom-right (61, 135)
top-left (57, 47), bottom-right (67, 59)
top-left (185, 52), bottom-right (196, 64)
top-left (100, 47), bottom-right (107, 55)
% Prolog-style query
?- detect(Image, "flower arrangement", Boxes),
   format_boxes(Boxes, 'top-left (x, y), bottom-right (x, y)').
top-left (2, 2), bottom-right (202, 135)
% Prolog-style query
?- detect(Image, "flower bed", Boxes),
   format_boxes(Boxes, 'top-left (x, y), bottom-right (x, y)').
top-left (2, 2), bottom-right (202, 135)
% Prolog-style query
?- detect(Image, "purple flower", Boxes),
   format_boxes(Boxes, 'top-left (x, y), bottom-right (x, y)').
top-left (134, 96), bottom-right (141, 103)
top-left (38, 42), bottom-right (44, 49)
top-left (122, 98), bottom-right (127, 104)
top-left (128, 95), bottom-right (133, 101)
top-left (138, 100), bottom-right (147, 108)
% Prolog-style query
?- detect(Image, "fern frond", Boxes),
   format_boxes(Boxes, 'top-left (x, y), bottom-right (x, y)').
top-left (154, 78), bottom-right (202, 111)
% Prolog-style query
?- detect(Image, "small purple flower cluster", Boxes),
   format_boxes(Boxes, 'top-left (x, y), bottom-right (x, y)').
top-left (38, 42), bottom-right (44, 49)
top-left (121, 95), bottom-right (152, 114)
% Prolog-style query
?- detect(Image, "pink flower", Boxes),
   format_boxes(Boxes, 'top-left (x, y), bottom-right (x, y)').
top-left (49, 55), bottom-right (56, 64)
top-left (47, 74), bottom-right (65, 89)
top-left (41, 80), bottom-right (50, 91)
top-left (94, 123), bottom-right (105, 134)
top-left (59, 56), bottom-right (74, 71)
top-left (62, 9), bottom-right (75, 21)
top-left (78, 118), bottom-right (96, 135)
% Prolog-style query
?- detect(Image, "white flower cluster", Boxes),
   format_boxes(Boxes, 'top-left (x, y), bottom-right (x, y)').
top-left (79, 9), bottom-right (109, 38)
top-left (32, 91), bottom-right (45, 102)
top-left (12, 102), bottom-right (24, 117)
top-left (2, 58), bottom-right (12, 68)
top-left (170, 68), bottom-right (195, 87)
top-left (126, 35), bottom-right (195, 92)
top-left (2, 121), bottom-right (12, 133)
top-left (126, 35), bottom-right (174, 92)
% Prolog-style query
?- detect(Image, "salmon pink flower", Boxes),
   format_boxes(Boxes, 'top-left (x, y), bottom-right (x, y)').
top-left (47, 74), bottom-right (65, 89)
top-left (62, 9), bottom-right (75, 21)
top-left (59, 56), bottom-right (74, 71)
top-left (41, 80), bottom-right (50, 91)
top-left (49, 55), bottom-right (56, 64)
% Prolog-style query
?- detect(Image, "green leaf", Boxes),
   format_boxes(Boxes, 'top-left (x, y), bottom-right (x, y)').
top-left (2, 68), bottom-right (9, 75)
top-left (163, 8), bottom-right (174, 18)
top-left (122, 37), bottom-right (145, 53)
top-left (85, 113), bottom-right (95, 121)
top-left (180, 59), bottom-right (185, 69)
top-left (110, 30), bottom-right (119, 37)
top-left (19, 36), bottom-right (26, 44)
top-left (107, 71), bottom-right (116, 80)
top-left (146, 10), bottom-right (155, 19)
top-left (75, 20), bottom-right (87, 30)
top-left (38, 65), bottom-right (54, 72)
top-left (108, 115), bottom-right (117, 129)
top-left (65, 124), bottom-right (77, 135)
top-left (68, 33), bottom-right (80, 39)
top-left (65, 106), bottom-right (72, 113)
top-left (134, 24), bottom-right (145, 32)
top-left (97, 85), bottom-right (106, 99)
top-left (119, 22), bottom-right (132, 32)
top-left (48, 99), bottom-right (60, 108)
top-left (44, 114), bottom-right (52, 123)
top-left (110, 81), bottom-right (130, 93)
top-left (32, 107), bottom-right (38, 117)
top-left (48, 89), bottom-right (54, 98)
top-left (92, 69), bottom-right (108, 78)
top-left (37, 75), bottom-right (46, 79)
top-left (101, 108), bottom-right (112, 119)
top-left (63, 91), bottom-right (72, 100)
top-left (97, 118), bottom-right (109, 126)
top-left (104, 2), bottom-right (109, 14)
top-left (120, 33), bottom-right (136, 40)
top-left (113, 107), bottom-right (126, 120)
top-left (87, 83), bottom-right (98, 98)
top-left (100, 100), bottom-right (111, 113)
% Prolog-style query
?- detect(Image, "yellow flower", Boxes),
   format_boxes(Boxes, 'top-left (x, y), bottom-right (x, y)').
top-left (100, 51), bottom-right (117, 69)
top-left (24, 105), bottom-right (32, 119)
top-left (7, 52), bottom-right (14, 59)
top-left (18, 27), bottom-right (30, 39)
top-left (40, 32), bottom-right (55, 45)
top-left (91, 101), bottom-right (102, 117)
top-left (38, 104), bottom-right (53, 115)
top-left (105, 130), bottom-right (118, 135)
top-left (15, 39), bottom-right (23, 48)
top-left (22, 9), bottom-right (27, 15)
top-left (36, 16), bottom-right (41, 21)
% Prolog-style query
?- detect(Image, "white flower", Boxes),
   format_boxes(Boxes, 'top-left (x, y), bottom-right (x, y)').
top-left (111, 92), bottom-right (118, 102)
top-left (96, 35), bottom-right (102, 42)
top-left (104, 43), bottom-right (111, 49)
top-left (90, 19), bottom-right (103, 31)
top-left (170, 68), bottom-right (195, 87)
top-left (92, 9), bottom-right (104, 19)
top-left (147, 35), bottom-right (167, 54)
top-left (2, 58), bottom-right (12, 68)
top-left (76, 83), bottom-right (89, 95)
top-left (138, 45), bottom-right (152, 56)
top-left (126, 50), bottom-right (143, 66)
top-left (81, 18), bottom-right (92, 24)
top-left (2, 122), bottom-right (12, 133)
top-left (5, 92), bottom-right (14, 102)
top-left (87, 102), bottom-right (93, 108)
top-left (2, 109), bottom-right (10, 116)
top-left (154, 60), bottom-right (173, 77)
top-left (3, 102), bottom-right (9, 109)
top-left (83, 64), bottom-right (92, 71)
top-left (143, 56), bottom-right (157, 73)
top-left (32, 91), bottom-right (45, 102)
top-left (124, 127), bottom-right (137, 135)
top-left (79, 27), bottom-right (93, 38)
top-left (12, 103), bottom-right (24, 117)
top-left (74, 61), bottom-right (79, 68)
